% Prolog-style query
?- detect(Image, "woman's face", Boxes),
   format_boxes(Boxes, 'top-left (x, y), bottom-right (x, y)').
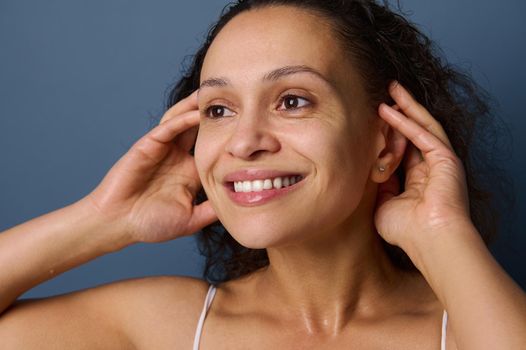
top-left (195, 6), bottom-right (384, 248)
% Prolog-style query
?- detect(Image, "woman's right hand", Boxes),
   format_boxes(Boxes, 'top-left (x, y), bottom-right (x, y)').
top-left (81, 90), bottom-right (218, 244)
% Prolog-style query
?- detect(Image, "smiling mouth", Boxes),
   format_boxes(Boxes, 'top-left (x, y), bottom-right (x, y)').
top-left (226, 174), bottom-right (305, 193)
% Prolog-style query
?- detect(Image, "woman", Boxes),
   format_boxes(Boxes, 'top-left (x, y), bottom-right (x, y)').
top-left (0, 0), bottom-right (524, 349)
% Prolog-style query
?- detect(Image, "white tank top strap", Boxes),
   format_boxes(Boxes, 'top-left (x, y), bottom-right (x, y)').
top-left (192, 284), bottom-right (217, 350)
top-left (441, 309), bottom-right (448, 350)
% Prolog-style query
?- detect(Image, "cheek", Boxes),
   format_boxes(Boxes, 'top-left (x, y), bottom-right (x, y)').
top-left (303, 121), bottom-right (371, 203)
top-left (294, 119), bottom-right (360, 170)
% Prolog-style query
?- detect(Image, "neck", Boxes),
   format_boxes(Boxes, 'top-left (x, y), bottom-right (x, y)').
top-left (255, 188), bottom-right (413, 335)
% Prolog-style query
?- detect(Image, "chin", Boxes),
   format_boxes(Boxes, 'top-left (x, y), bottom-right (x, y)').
top-left (222, 220), bottom-right (308, 249)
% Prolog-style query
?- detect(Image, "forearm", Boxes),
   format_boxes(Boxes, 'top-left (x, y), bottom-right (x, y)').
top-left (0, 199), bottom-right (133, 314)
top-left (412, 223), bottom-right (526, 350)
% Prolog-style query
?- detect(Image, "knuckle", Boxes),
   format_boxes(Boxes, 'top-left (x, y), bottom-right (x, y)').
top-left (159, 116), bottom-right (170, 124)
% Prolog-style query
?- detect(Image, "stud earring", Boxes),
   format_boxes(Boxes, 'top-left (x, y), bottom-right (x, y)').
top-left (378, 165), bottom-right (386, 172)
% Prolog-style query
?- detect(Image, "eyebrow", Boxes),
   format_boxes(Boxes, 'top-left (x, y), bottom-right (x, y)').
top-left (199, 65), bottom-right (336, 91)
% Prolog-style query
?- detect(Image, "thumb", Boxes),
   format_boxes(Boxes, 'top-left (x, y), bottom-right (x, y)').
top-left (186, 200), bottom-right (219, 234)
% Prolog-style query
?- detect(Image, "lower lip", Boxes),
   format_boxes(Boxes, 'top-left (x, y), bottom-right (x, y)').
top-left (225, 177), bottom-right (306, 206)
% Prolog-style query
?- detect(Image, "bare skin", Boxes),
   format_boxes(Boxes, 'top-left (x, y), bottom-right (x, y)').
top-left (194, 6), bottom-right (452, 349)
top-left (0, 5), bottom-right (524, 350)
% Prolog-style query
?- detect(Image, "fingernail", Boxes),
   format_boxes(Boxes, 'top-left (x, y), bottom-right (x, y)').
top-left (380, 103), bottom-right (403, 121)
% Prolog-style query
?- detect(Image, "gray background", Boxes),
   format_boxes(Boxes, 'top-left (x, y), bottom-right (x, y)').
top-left (0, 1), bottom-right (524, 298)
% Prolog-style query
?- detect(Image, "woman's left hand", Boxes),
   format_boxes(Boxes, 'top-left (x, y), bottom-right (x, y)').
top-left (374, 81), bottom-right (474, 259)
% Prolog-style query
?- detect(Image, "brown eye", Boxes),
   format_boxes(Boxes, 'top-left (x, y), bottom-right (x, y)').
top-left (279, 95), bottom-right (311, 111)
top-left (205, 105), bottom-right (234, 119)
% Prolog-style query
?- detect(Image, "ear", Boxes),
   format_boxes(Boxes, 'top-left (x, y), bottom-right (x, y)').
top-left (370, 109), bottom-right (407, 183)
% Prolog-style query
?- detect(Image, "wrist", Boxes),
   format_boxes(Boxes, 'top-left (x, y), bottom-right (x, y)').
top-left (405, 218), bottom-right (482, 274)
top-left (71, 198), bottom-right (136, 253)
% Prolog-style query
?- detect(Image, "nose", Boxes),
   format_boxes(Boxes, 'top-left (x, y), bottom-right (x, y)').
top-left (224, 109), bottom-right (281, 160)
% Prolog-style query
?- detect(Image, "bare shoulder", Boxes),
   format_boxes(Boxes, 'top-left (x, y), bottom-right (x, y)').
top-left (0, 275), bottom-right (210, 350)
top-left (104, 275), bottom-right (211, 349)
top-left (100, 274), bottom-right (210, 311)
top-left (401, 272), bottom-right (460, 350)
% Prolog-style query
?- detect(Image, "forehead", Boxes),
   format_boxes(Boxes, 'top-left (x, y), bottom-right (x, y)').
top-left (200, 6), bottom-right (353, 87)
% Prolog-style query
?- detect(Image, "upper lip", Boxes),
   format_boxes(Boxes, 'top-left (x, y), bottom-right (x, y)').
top-left (223, 168), bottom-right (305, 183)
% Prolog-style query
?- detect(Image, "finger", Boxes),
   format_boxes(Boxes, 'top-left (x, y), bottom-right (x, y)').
top-left (175, 124), bottom-right (199, 153)
top-left (150, 110), bottom-right (200, 144)
top-left (125, 111), bottom-right (199, 168)
top-left (160, 89), bottom-right (199, 125)
top-left (403, 142), bottom-right (424, 170)
top-left (388, 81), bottom-right (453, 150)
top-left (378, 103), bottom-right (452, 157)
top-left (186, 200), bottom-right (218, 234)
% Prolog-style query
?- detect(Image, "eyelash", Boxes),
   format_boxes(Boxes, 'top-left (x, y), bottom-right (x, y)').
top-left (204, 94), bottom-right (312, 119)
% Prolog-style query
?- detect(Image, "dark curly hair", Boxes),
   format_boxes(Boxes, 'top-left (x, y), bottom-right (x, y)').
top-left (160, 0), bottom-right (515, 284)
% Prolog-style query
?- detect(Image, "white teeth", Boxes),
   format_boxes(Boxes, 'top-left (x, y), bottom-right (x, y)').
top-left (242, 181), bottom-right (251, 192)
top-left (252, 180), bottom-right (264, 192)
top-left (233, 175), bottom-right (303, 193)
top-left (263, 179), bottom-right (273, 190)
